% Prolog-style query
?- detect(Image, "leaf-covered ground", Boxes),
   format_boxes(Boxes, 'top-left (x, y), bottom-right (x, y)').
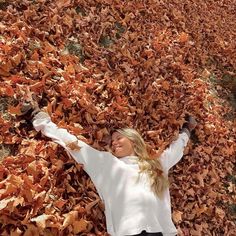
top-left (0, 0), bottom-right (235, 235)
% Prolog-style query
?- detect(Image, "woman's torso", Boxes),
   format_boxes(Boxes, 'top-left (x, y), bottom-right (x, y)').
top-left (92, 155), bottom-right (177, 236)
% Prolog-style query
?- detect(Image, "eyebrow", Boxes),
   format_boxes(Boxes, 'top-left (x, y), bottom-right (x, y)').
top-left (111, 134), bottom-right (122, 141)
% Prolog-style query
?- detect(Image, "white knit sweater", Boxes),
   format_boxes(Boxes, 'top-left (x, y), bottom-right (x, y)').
top-left (33, 112), bottom-right (189, 236)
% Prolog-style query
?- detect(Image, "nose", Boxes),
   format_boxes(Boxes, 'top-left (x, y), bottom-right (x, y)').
top-left (111, 139), bottom-right (117, 146)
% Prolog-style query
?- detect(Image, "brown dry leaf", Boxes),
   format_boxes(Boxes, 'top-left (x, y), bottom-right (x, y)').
top-left (162, 81), bottom-right (170, 90)
top-left (66, 141), bottom-right (81, 151)
top-left (0, 84), bottom-right (14, 97)
top-left (27, 161), bottom-right (37, 178)
top-left (30, 51), bottom-right (39, 61)
top-left (85, 198), bottom-right (100, 214)
top-left (96, 128), bottom-right (109, 141)
top-left (32, 191), bottom-right (46, 215)
top-left (66, 182), bottom-right (77, 193)
top-left (8, 104), bottom-right (24, 116)
top-left (73, 218), bottom-right (88, 234)
top-left (53, 199), bottom-right (67, 209)
top-left (21, 187), bottom-right (35, 203)
top-left (39, 167), bottom-right (49, 187)
top-left (62, 210), bottom-right (78, 228)
top-left (0, 196), bottom-right (24, 211)
top-left (23, 224), bottom-right (40, 236)
top-left (11, 53), bottom-right (22, 66)
top-left (196, 168), bottom-right (208, 187)
top-left (173, 210), bottom-right (183, 223)
top-left (10, 228), bottom-right (23, 236)
top-left (56, 0), bottom-right (71, 9)
top-left (30, 81), bottom-right (44, 93)
top-left (65, 63), bottom-right (75, 76)
top-left (195, 205), bottom-right (208, 217)
top-left (0, 182), bottom-right (18, 198)
top-left (0, 197), bottom-right (14, 210)
top-left (215, 207), bottom-right (226, 219)
top-left (190, 223), bottom-right (203, 236)
top-left (0, 61), bottom-right (12, 76)
top-left (178, 32), bottom-right (189, 43)
top-left (30, 214), bottom-right (55, 229)
top-left (52, 159), bottom-right (64, 172)
top-left (0, 0), bottom-right (235, 235)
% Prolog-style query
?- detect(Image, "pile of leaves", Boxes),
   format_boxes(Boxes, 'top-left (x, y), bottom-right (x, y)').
top-left (0, 0), bottom-right (235, 235)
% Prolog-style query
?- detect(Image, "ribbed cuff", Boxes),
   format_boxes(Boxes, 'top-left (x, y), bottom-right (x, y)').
top-left (32, 111), bottom-right (50, 121)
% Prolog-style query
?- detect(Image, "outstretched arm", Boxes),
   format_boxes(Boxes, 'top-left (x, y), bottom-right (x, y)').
top-left (159, 131), bottom-right (189, 171)
top-left (32, 111), bottom-right (113, 180)
top-left (159, 116), bottom-right (197, 171)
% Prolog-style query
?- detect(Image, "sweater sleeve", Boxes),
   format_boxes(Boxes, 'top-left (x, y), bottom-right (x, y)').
top-left (32, 112), bottom-right (112, 179)
top-left (159, 132), bottom-right (189, 172)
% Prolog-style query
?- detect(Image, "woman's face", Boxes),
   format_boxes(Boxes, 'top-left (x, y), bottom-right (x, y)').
top-left (111, 132), bottom-right (135, 158)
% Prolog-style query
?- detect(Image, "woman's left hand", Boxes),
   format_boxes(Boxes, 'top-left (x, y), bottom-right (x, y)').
top-left (20, 89), bottom-right (41, 116)
top-left (186, 116), bottom-right (197, 131)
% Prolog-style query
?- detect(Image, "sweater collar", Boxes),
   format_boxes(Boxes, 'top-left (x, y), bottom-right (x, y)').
top-left (119, 155), bottom-right (139, 164)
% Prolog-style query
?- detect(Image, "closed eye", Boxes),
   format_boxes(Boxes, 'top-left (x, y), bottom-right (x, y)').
top-left (112, 136), bottom-right (122, 143)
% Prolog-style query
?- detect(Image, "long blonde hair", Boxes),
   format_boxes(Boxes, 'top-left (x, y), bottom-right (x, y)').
top-left (115, 128), bottom-right (169, 199)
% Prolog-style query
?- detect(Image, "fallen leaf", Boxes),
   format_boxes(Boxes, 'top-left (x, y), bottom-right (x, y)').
top-left (31, 214), bottom-right (54, 229)
top-left (73, 219), bottom-right (88, 234)
top-left (62, 210), bottom-right (78, 228)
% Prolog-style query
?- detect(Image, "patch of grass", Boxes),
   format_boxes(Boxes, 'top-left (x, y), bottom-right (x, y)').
top-left (99, 35), bottom-right (113, 48)
top-left (75, 6), bottom-right (86, 16)
top-left (226, 174), bottom-right (236, 185)
top-left (0, 97), bottom-right (15, 120)
top-left (0, 144), bottom-right (15, 161)
top-left (221, 73), bottom-right (236, 93)
top-left (207, 70), bottom-right (236, 114)
top-left (0, 97), bottom-right (8, 113)
top-left (228, 204), bottom-right (236, 218)
top-left (64, 41), bottom-right (85, 63)
top-left (114, 22), bottom-right (126, 39)
top-left (221, 74), bottom-right (236, 110)
top-left (209, 74), bottom-right (218, 83)
top-left (0, 0), bottom-right (10, 10)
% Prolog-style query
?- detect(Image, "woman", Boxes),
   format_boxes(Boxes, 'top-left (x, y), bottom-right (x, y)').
top-left (31, 109), bottom-right (197, 236)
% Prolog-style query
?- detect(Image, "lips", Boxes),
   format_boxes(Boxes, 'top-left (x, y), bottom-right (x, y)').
top-left (114, 146), bottom-right (122, 152)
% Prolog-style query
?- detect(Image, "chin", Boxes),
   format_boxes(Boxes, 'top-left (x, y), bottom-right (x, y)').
top-left (114, 152), bottom-right (125, 158)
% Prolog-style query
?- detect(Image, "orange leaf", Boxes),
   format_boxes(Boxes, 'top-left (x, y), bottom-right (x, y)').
top-left (0, 84), bottom-right (14, 97)
top-left (172, 210), bottom-right (183, 223)
top-left (10, 227), bottom-right (23, 236)
top-left (62, 210), bottom-right (78, 228)
top-left (26, 161), bottom-right (37, 178)
top-left (31, 214), bottom-right (54, 229)
top-left (0, 198), bottom-right (14, 210)
top-left (11, 53), bottom-right (22, 66)
top-left (39, 167), bottom-right (49, 187)
top-left (62, 97), bottom-right (73, 109)
top-left (73, 219), bottom-right (88, 234)
top-left (0, 61), bottom-right (12, 76)
top-left (178, 32), bottom-right (189, 43)
top-left (8, 104), bottom-right (23, 115)
top-left (30, 81), bottom-right (44, 93)
top-left (85, 199), bottom-right (100, 214)
top-left (31, 51), bottom-right (39, 61)
top-left (162, 81), bottom-right (170, 90)
top-left (23, 224), bottom-right (40, 236)
top-left (54, 199), bottom-right (67, 209)
top-left (66, 141), bottom-right (81, 151)
top-left (215, 207), bottom-right (225, 219)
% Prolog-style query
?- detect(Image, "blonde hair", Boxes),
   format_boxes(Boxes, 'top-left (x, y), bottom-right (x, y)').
top-left (115, 128), bottom-right (169, 199)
